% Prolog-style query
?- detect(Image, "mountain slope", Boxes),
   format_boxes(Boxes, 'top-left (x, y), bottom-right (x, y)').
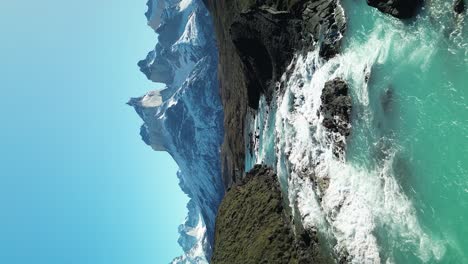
top-left (129, 0), bottom-right (223, 262)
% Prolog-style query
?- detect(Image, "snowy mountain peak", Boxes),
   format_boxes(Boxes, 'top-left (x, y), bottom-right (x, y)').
top-left (130, 0), bottom-right (223, 263)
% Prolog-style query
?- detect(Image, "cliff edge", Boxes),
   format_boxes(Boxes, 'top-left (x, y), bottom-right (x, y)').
top-left (212, 165), bottom-right (332, 264)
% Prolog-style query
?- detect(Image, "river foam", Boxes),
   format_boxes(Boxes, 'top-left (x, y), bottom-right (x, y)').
top-left (246, 5), bottom-right (450, 262)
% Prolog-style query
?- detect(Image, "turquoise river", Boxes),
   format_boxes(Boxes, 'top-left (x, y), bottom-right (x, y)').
top-left (246, 0), bottom-right (467, 263)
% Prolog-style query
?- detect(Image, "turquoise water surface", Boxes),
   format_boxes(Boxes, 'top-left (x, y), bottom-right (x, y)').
top-left (343, 1), bottom-right (468, 262)
top-left (246, 1), bottom-right (467, 262)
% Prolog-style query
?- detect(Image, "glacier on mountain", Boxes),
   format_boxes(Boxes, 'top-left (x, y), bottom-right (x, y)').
top-left (129, 0), bottom-right (223, 262)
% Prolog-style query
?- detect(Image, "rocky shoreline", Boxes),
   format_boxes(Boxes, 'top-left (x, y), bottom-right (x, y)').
top-left (212, 165), bottom-right (332, 264)
top-left (202, 0), bottom-right (347, 188)
top-left (202, 0), bottom-right (432, 262)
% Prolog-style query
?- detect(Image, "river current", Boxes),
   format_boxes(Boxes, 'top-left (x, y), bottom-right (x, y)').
top-left (246, 1), bottom-right (467, 263)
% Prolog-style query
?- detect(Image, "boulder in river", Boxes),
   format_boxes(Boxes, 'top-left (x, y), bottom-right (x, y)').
top-left (367, 0), bottom-right (423, 19)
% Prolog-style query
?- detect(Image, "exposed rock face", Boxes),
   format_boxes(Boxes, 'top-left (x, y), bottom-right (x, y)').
top-left (229, 8), bottom-right (302, 109)
top-left (130, 0), bottom-right (224, 263)
top-left (303, 1), bottom-right (346, 60)
top-left (454, 0), bottom-right (465, 14)
top-left (212, 165), bottom-right (328, 264)
top-left (367, 0), bottom-right (423, 19)
top-left (320, 78), bottom-right (352, 137)
top-left (320, 78), bottom-right (352, 156)
top-left (145, 0), bottom-right (165, 31)
top-left (202, 0), bottom-right (346, 188)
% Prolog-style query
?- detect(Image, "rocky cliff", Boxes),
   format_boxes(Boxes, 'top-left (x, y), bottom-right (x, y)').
top-left (199, 0), bottom-right (352, 262)
top-left (366, 0), bottom-right (422, 18)
top-left (202, 0), bottom-right (346, 188)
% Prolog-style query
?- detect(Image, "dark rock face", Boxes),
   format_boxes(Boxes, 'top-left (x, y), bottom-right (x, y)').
top-left (138, 53), bottom-right (174, 84)
top-left (320, 78), bottom-right (352, 155)
top-left (320, 78), bottom-right (352, 137)
top-left (211, 165), bottom-right (327, 264)
top-left (367, 0), bottom-right (423, 19)
top-left (454, 0), bottom-right (465, 14)
top-left (302, 0), bottom-right (346, 60)
top-left (230, 1), bottom-right (346, 109)
top-left (230, 8), bottom-right (302, 109)
top-left (203, 0), bottom-right (346, 188)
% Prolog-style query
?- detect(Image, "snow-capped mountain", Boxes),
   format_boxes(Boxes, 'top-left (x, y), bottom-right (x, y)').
top-left (129, 0), bottom-right (223, 262)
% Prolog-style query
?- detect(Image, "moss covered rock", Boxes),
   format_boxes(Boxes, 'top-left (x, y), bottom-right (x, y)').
top-left (211, 165), bottom-right (330, 264)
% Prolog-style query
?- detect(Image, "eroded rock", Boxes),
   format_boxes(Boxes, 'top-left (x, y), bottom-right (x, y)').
top-left (320, 78), bottom-right (352, 137)
top-left (230, 8), bottom-right (302, 108)
top-left (367, 0), bottom-right (423, 19)
top-left (203, 0), bottom-right (347, 187)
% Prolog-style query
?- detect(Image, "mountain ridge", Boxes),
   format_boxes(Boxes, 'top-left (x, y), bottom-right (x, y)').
top-left (129, 0), bottom-right (223, 262)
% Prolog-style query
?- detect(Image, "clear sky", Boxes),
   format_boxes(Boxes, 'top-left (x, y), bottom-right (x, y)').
top-left (0, 0), bottom-right (188, 263)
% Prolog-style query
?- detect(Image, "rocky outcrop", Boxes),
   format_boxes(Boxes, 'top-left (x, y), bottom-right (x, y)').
top-left (202, 0), bottom-right (346, 188)
top-left (130, 0), bottom-right (224, 262)
top-left (229, 2), bottom-right (346, 109)
top-left (454, 0), bottom-right (465, 14)
top-left (320, 78), bottom-right (352, 156)
top-left (145, 0), bottom-right (165, 31)
top-left (302, 1), bottom-right (346, 60)
top-left (320, 78), bottom-right (352, 137)
top-left (229, 8), bottom-right (302, 109)
top-left (367, 0), bottom-right (423, 19)
top-left (211, 165), bottom-right (328, 264)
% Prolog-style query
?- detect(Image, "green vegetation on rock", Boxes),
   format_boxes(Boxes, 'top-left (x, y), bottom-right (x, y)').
top-left (211, 165), bottom-right (299, 263)
top-left (211, 165), bottom-right (332, 264)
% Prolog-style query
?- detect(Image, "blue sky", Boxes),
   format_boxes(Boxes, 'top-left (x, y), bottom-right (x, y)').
top-left (0, 0), bottom-right (188, 263)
